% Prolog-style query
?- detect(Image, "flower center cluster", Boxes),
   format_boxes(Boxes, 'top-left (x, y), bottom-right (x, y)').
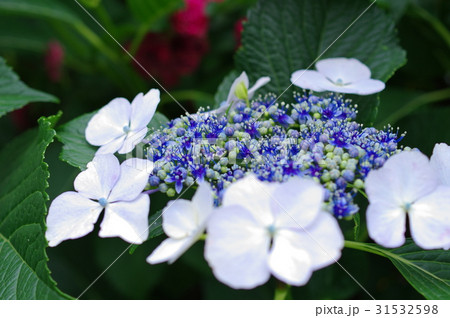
top-left (143, 92), bottom-right (405, 218)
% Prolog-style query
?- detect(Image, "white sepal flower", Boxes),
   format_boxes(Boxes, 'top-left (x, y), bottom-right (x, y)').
top-left (215, 71), bottom-right (270, 114)
top-left (290, 57), bottom-right (385, 95)
top-left (430, 143), bottom-right (450, 186)
top-left (365, 150), bottom-right (450, 249)
top-left (46, 154), bottom-right (153, 246)
top-left (146, 182), bottom-right (214, 264)
top-left (205, 175), bottom-right (343, 289)
top-left (86, 89), bottom-right (160, 154)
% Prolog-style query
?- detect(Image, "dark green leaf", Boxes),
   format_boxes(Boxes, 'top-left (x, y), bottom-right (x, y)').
top-left (126, 0), bottom-right (183, 26)
top-left (236, 0), bottom-right (406, 123)
top-left (348, 240), bottom-right (450, 299)
top-left (148, 112), bottom-right (169, 131)
top-left (0, 114), bottom-right (70, 299)
top-left (57, 112), bottom-right (97, 171)
top-left (0, 0), bottom-right (80, 24)
top-left (213, 70), bottom-right (239, 109)
top-left (148, 210), bottom-right (164, 239)
top-left (0, 57), bottom-right (58, 118)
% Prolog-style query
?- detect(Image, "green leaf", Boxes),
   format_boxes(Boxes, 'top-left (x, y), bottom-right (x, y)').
top-left (127, 0), bottom-right (183, 26)
top-left (57, 112), bottom-right (97, 171)
top-left (0, 114), bottom-right (70, 299)
top-left (213, 70), bottom-right (239, 109)
top-left (148, 210), bottom-right (164, 239)
top-left (236, 0), bottom-right (406, 123)
top-left (148, 112), bottom-right (170, 131)
top-left (58, 111), bottom-right (169, 170)
top-left (0, 57), bottom-right (58, 118)
top-left (0, 0), bottom-right (80, 24)
top-left (346, 240), bottom-right (450, 299)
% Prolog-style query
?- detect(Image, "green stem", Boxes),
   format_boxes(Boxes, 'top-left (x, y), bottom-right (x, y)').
top-left (410, 5), bottom-right (450, 50)
top-left (274, 282), bottom-right (291, 300)
top-left (73, 22), bottom-right (118, 62)
top-left (344, 240), bottom-right (385, 257)
top-left (379, 87), bottom-right (450, 127)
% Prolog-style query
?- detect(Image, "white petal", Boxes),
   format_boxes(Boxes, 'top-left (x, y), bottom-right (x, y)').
top-left (117, 127), bottom-right (148, 154)
top-left (130, 89), bottom-right (160, 131)
top-left (74, 154), bottom-right (120, 200)
top-left (191, 181), bottom-right (214, 226)
top-left (271, 178), bottom-right (323, 229)
top-left (222, 174), bottom-right (274, 227)
top-left (365, 151), bottom-right (439, 205)
top-left (430, 143), bottom-right (450, 186)
top-left (268, 230), bottom-right (313, 286)
top-left (205, 206), bottom-right (271, 289)
top-left (146, 237), bottom-right (196, 265)
top-left (226, 71), bottom-right (249, 105)
top-left (409, 186), bottom-right (450, 250)
top-left (344, 78), bottom-right (385, 95)
top-left (162, 199), bottom-right (198, 239)
top-left (248, 76), bottom-right (271, 99)
top-left (366, 201), bottom-right (406, 248)
top-left (295, 211), bottom-right (344, 270)
top-left (85, 98), bottom-right (131, 146)
top-left (290, 70), bottom-right (332, 92)
top-left (46, 192), bottom-right (102, 247)
top-left (316, 58), bottom-right (371, 83)
top-left (108, 158), bottom-right (152, 202)
top-left (96, 135), bottom-right (126, 155)
top-left (99, 194), bottom-right (150, 244)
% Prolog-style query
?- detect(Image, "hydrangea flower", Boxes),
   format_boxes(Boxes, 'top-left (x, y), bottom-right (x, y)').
top-left (290, 58), bottom-right (385, 95)
top-left (46, 154), bottom-right (153, 246)
top-left (365, 150), bottom-right (450, 249)
top-left (204, 175), bottom-right (344, 289)
top-left (86, 89), bottom-right (160, 154)
top-left (145, 92), bottom-right (403, 218)
top-left (147, 182), bottom-right (214, 264)
top-left (214, 71), bottom-right (270, 114)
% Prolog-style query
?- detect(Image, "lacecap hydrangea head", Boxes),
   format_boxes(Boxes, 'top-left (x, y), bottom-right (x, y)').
top-left (143, 92), bottom-right (405, 218)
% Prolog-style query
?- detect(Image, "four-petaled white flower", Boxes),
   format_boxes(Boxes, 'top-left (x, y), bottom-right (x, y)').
top-left (86, 89), bottom-right (160, 154)
top-left (365, 149), bottom-right (450, 249)
top-left (290, 57), bottom-right (385, 95)
top-left (204, 175), bottom-right (344, 289)
top-left (146, 182), bottom-right (214, 264)
top-left (214, 71), bottom-right (270, 114)
top-left (46, 154), bottom-right (153, 246)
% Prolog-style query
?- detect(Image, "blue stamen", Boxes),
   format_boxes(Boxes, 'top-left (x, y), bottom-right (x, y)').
top-left (98, 197), bottom-right (108, 207)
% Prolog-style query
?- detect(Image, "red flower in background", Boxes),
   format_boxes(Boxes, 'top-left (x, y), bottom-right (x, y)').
top-left (134, 33), bottom-right (208, 87)
top-left (171, 0), bottom-right (209, 38)
top-left (234, 17), bottom-right (247, 48)
top-left (45, 41), bottom-right (64, 82)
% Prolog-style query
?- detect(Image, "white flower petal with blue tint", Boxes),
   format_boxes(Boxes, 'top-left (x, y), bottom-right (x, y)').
top-left (74, 154), bottom-right (121, 200)
top-left (99, 194), bottom-right (150, 244)
top-left (85, 89), bottom-right (160, 154)
top-left (214, 72), bottom-right (271, 114)
top-left (291, 57), bottom-right (385, 95)
top-left (147, 237), bottom-right (195, 264)
top-left (46, 154), bottom-right (152, 246)
top-left (268, 230), bottom-right (313, 286)
top-left (46, 192), bottom-right (103, 247)
top-left (409, 186), bottom-right (450, 250)
top-left (205, 205), bottom-right (271, 289)
top-left (430, 143), bottom-right (450, 186)
top-left (147, 182), bottom-right (214, 264)
top-left (109, 158), bottom-right (154, 202)
top-left (221, 174), bottom-right (274, 227)
top-left (205, 174), bottom-right (343, 289)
